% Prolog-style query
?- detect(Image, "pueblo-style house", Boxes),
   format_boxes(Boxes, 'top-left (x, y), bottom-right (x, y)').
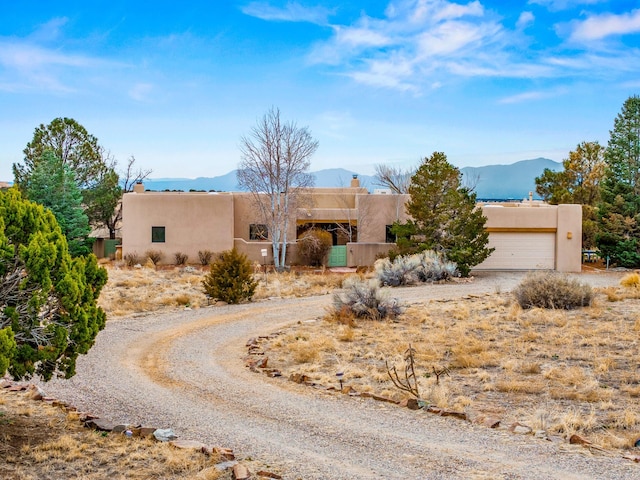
top-left (120, 177), bottom-right (582, 272)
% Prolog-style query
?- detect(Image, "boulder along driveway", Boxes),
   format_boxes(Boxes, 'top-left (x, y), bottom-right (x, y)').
top-left (37, 271), bottom-right (639, 479)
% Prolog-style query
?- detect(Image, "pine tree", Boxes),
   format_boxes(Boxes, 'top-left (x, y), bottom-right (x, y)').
top-left (597, 95), bottom-right (640, 266)
top-left (397, 152), bottom-right (493, 277)
top-left (0, 188), bottom-right (107, 380)
top-left (202, 249), bottom-right (257, 304)
top-left (23, 151), bottom-right (92, 257)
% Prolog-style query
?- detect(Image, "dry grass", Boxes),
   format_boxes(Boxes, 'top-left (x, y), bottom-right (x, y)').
top-left (99, 262), bottom-right (347, 318)
top-left (0, 389), bottom-right (223, 480)
top-left (259, 285), bottom-right (640, 452)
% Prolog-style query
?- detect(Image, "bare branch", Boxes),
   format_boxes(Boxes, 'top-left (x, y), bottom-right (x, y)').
top-left (374, 164), bottom-right (415, 194)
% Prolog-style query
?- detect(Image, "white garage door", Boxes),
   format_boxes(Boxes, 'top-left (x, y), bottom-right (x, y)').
top-left (475, 232), bottom-right (556, 270)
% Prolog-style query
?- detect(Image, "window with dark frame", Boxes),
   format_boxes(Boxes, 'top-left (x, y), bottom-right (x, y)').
top-left (151, 226), bottom-right (166, 243)
top-left (385, 225), bottom-right (396, 244)
top-left (250, 224), bottom-right (269, 240)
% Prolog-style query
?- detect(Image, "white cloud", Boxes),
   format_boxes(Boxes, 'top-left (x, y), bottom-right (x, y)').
top-left (569, 9), bottom-right (640, 41)
top-left (241, 1), bottom-right (333, 25)
top-left (516, 11), bottom-right (535, 29)
top-left (527, 0), bottom-right (602, 12)
top-left (499, 90), bottom-right (549, 104)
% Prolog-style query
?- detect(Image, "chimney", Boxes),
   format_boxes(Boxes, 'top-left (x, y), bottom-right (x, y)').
top-left (133, 182), bottom-right (145, 193)
top-left (350, 174), bottom-right (360, 188)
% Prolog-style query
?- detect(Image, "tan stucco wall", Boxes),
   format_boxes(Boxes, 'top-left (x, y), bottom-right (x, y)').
top-left (556, 204), bottom-right (582, 272)
top-left (121, 191), bottom-right (234, 263)
top-left (121, 185), bottom-right (581, 271)
top-left (356, 194), bottom-right (410, 242)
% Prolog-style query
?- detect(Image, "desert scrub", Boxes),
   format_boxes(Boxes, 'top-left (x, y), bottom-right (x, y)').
top-left (198, 249), bottom-right (215, 266)
top-left (174, 252), bottom-right (189, 265)
top-left (513, 272), bottom-right (592, 309)
top-left (375, 251), bottom-right (457, 286)
top-left (297, 228), bottom-right (333, 266)
top-left (145, 249), bottom-right (164, 266)
top-left (202, 248), bottom-right (257, 304)
top-left (123, 252), bottom-right (140, 267)
top-left (331, 277), bottom-right (402, 320)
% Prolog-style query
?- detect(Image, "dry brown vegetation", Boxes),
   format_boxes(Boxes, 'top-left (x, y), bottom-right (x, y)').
top-left (0, 389), bottom-right (223, 480)
top-left (98, 262), bottom-right (346, 317)
top-left (261, 278), bottom-right (640, 452)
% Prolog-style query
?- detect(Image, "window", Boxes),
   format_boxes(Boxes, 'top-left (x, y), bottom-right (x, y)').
top-left (385, 225), bottom-right (395, 244)
top-left (152, 226), bottom-right (166, 243)
top-left (250, 224), bottom-right (268, 240)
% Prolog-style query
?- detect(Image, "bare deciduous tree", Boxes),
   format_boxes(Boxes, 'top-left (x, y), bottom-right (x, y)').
top-left (237, 107), bottom-right (318, 270)
top-left (374, 164), bottom-right (415, 194)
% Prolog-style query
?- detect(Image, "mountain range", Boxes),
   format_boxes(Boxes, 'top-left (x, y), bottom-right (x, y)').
top-left (144, 158), bottom-right (562, 200)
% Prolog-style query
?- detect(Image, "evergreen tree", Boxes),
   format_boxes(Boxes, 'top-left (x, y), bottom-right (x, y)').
top-left (535, 141), bottom-right (606, 248)
top-left (0, 188), bottom-right (107, 380)
top-left (396, 152), bottom-right (493, 277)
top-left (597, 95), bottom-right (640, 266)
top-left (202, 249), bottom-right (257, 304)
top-left (23, 151), bottom-right (92, 257)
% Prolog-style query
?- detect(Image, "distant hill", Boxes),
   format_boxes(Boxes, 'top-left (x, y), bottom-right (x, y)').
top-left (461, 158), bottom-right (562, 200)
top-left (141, 158), bottom-right (562, 199)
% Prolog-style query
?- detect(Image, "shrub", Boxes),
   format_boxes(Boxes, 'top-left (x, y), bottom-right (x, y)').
top-left (198, 249), bottom-right (214, 266)
top-left (375, 251), bottom-right (457, 287)
top-left (331, 278), bottom-right (402, 321)
top-left (297, 228), bottom-right (333, 266)
top-left (123, 252), bottom-right (140, 267)
top-left (620, 272), bottom-right (640, 288)
top-left (202, 248), bottom-right (257, 304)
top-left (145, 249), bottom-right (164, 266)
top-left (174, 252), bottom-right (189, 265)
top-left (513, 272), bottom-right (593, 309)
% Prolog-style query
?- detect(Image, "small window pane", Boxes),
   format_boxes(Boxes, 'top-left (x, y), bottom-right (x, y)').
top-left (152, 226), bottom-right (165, 243)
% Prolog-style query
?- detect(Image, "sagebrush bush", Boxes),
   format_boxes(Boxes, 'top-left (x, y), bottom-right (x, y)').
top-left (202, 248), bottom-right (257, 304)
top-left (375, 251), bottom-right (457, 287)
top-left (513, 272), bottom-right (593, 309)
top-left (123, 252), bottom-right (140, 267)
top-left (297, 228), bottom-right (333, 266)
top-left (198, 249), bottom-right (214, 266)
top-left (620, 272), bottom-right (640, 288)
top-left (174, 252), bottom-right (189, 265)
top-left (145, 249), bottom-right (164, 266)
top-left (331, 277), bottom-right (402, 321)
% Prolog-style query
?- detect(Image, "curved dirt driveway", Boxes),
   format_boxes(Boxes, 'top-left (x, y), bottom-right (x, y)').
top-left (39, 271), bottom-right (639, 479)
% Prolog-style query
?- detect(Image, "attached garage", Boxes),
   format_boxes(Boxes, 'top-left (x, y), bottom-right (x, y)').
top-left (475, 231), bottom-right (556, 270)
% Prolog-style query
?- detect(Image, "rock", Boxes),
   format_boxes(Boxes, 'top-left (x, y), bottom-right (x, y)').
top-left (256, 357), bottom-right (268, 368)
top-left (289, 373), bottom-right (311, 384)
top-left (622, 454), bottom-right (640, 463)
top-left (246, 338), bottom-right (258, 347)
top-left (257, 470), bottom-right (283, 479)
top-left (426, 406), bottom-right (443, 414)
top-left (534, 430), bottom-right (547, 439)
top-left (441, 410), bottom-right (467, 420)
top-left (232, 463), bottom-right (251, 480)
top-left (341, 385), bottom-right (356, 394)
top-left (84, 418), bottom-right (116, 432)
top-left (399, 398), bottom-right (421, 410)
top-left (635, 438), bottom-right (640, 448)
top-left (27, 384), bottom-right (46, 400)
top-left (483, 417), bottom-right (501, 428)
top-left (0, 378), bottom-right (12, 388)
top-left (153, 428), bottom-right (178, 442)
top-left (510, 423), bottom-right (532, 434)
top-left (268, 370), bottom-right (282, 377)
top-left (370, 394), bottom-right (396, 404)
top-left (215, 460), bottom-right (238, 471)
top-left (138, 427), bottom-right (158, 438)
top-left (170, 439), bottom-right (208, 450)
top-left (212, 446), bottom-right (235, 460)
top-left (569, 434), bottom-right (591, 445)
top-left (8, 385), bottom-right (27, 392)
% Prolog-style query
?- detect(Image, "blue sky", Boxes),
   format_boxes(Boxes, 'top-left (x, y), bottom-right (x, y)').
top-left (1, 1), bottom-right (639, 180)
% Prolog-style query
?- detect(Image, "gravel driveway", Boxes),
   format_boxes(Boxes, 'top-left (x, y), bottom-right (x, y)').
top-left (37, 270), bottom-right (640, 479)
